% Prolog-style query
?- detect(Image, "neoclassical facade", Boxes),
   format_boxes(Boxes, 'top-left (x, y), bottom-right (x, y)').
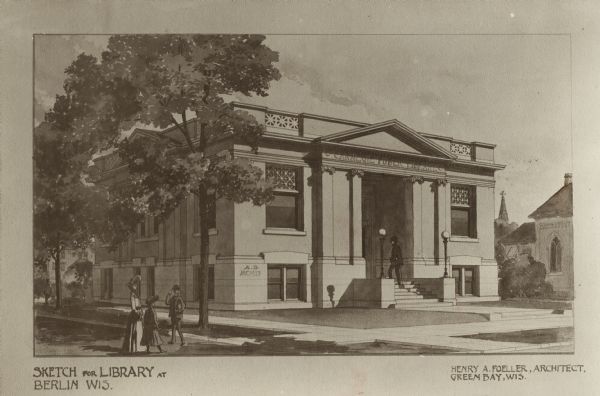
top-left (93, 102), bottom-right (505, 309)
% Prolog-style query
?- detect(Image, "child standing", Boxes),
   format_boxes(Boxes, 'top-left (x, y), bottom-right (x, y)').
top-left (141, 295), bottom-right (164, 354)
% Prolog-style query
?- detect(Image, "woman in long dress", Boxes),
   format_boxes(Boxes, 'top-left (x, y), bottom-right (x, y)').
top-left (121, 275), bottom-right (143, 354)
top-left (141, 295), bottom-right (165, 353)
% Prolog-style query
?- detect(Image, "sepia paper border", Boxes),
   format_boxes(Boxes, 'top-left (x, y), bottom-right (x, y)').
top-left (2, 1), bottom-right (600, 394)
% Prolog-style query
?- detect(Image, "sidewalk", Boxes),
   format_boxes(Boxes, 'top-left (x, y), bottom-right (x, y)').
top-left (101, 306), bottom-right (574, 354)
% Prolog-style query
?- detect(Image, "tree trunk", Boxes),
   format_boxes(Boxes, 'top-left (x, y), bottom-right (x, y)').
top-left (197, 187), bottom-right (210, 329)
top-left (54, 247), bottom-right (62, 310)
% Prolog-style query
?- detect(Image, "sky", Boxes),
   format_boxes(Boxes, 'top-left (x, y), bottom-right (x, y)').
top-left (34, 34), bottom-right (572, 225)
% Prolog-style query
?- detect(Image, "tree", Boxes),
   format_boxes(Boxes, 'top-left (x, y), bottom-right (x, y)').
top-left (34, 122), bottom-right (105, 309)
top-left (47, 35), bottom-right (281, 328)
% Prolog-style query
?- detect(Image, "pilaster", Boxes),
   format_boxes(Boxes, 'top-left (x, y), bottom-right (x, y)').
top-left (348, 169), bottom-right (364, 262)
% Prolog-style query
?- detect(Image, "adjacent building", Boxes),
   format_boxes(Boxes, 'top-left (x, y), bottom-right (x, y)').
top-left (529, 174), bottom-right (574, 296)
top-left (93, 102), bottom-right (505, 309)
top-left (498, 174), bottom-right (574, 297)
top-left (499, 222), bottom-right (536, 266)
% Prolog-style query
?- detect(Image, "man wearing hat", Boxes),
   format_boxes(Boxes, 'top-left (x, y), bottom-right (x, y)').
top-left (165, 285), bottom-right (186, 346)
top-left (387, 236), bottom-right (404, 284)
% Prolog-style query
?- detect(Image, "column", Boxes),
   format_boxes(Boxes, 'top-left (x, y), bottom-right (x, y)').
top-left (347, 169), bottom-right (364, 262)
top-left (410, 176), bottom-right (424, 259)
top-left (434, 178), bottom-right (449, 266)
top-left (320, 165), bottom-right (336, 257)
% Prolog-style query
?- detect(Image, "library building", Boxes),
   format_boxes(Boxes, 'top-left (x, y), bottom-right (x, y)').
top-left (93, 102), bottom-right (504, 310)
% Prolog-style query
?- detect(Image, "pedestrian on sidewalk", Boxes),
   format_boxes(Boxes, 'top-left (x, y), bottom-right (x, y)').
top-left (165, 285), bottom-right (186, 346)
top-left (121, 275), bottom-right (144, 354)
top-left (141, 295), bottom-right (165, 354)
top-left (387, 236), bottom-right (403, 284)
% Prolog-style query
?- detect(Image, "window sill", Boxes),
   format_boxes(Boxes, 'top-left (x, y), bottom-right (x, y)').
top-left (263, 228), bottom-right (306, 236)
top-left (135, 236), bottom-right (159, 243)
top-left (548, 272), bottom-right (563, 276)
top-left (450, 236), bottom-right (479, 243)
top-left (193, 228), bottom-right (218, 237)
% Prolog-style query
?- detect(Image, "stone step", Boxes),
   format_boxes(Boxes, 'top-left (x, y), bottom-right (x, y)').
top-left (395, 285), bottom-right (418, 290)
top-left (394, 290), bottom-right (423, 296)
top-left (394, 294), bottom-right (424, 300)
top-left (395, 298), bottom-right (443, 305)
top-left (394, 301), bottom-right (454, 309)
top-left (395, 288), bottom-right (419, 294)
top-left (395, 303), bottom-right (454, 310)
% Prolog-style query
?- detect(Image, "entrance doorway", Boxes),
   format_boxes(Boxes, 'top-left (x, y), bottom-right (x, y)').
top-left (361, 174), bottom-right (410, 279)
top-left (452, 267), bottom-right (475, 296)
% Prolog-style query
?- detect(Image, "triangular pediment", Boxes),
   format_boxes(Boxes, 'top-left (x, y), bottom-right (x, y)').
top-left (343, 131), bottom-right (422, 154)
top-left (315, 120), bottom-right (455, 159)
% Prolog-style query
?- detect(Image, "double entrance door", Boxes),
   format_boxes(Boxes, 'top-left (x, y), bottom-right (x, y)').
top-left (452, 267), bottom-right (474, 295)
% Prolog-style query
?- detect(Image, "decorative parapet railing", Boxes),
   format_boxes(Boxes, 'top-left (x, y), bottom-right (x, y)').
top-left (265, 111), bottom-right (299, 131)
top-left (450, 142), bottom-right (473, 159)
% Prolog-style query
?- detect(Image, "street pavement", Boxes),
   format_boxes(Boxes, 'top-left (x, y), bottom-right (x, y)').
top-left (102, 306), bottom-right (574, 354)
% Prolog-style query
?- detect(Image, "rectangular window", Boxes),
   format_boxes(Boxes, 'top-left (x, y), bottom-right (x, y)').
top-left (152, 217), bottom-right (160, 235)
top-left (193, 195), bottom-right (216, 233)
top-left (286, 267), bottom-right (300, 300)
top-left (193, 265), bottom-right (200, 301)
top-left (193, 265), bottom-right (214, 301)
top-left (146, 267), bottom-right (155, 297)
top-left (193, 196), bottom-right (199, 234)
top-left (267, 265), bottom-right (303, 301)
top-left (266, 165), bottom-right (303, 230)
top-left (207, 196), bottom-right (216, 229)
top-left (138, 218), bottom-right (146, 238)
top-left (101, 268), bottom-right (113, 299)
top-left (208, 266), bottom-right (215, 300)
top-left (267, 267), bottom-right (283, 300)
top-left (450, 185), bottom-right (477, 238)
top-left (452, 268), bottom-right (460, 295)
top-left (464, 268), bottom-right (474, 295)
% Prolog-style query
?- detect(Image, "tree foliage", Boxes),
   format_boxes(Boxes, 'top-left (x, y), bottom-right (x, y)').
top-left (46, 34), bottom-right (281, 327)
top-left (498, 256), bottom-right (553, 299)
top-left (34, 121), bottom-right (106, 308)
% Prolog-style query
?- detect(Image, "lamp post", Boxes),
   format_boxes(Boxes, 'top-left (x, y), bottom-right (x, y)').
top-left (378, 228), bottom-right (387, 279)
top-left (441, 230), bottom-right (450, 278)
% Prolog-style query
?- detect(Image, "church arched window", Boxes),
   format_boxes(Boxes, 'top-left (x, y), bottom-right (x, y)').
top-left (550, 237), bottom-right (562, 273)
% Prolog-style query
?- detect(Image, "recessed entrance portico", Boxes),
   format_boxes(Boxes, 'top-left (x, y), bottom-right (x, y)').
top-left (309, 120), bottom-right (461, 307)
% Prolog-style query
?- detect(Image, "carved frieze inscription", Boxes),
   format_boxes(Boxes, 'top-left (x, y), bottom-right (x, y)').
top-left (322, 151), bottom-right (445, 173)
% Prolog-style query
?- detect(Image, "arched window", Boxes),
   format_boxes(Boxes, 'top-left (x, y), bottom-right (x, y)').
top-left (550, 237), bottom-right (562, 273)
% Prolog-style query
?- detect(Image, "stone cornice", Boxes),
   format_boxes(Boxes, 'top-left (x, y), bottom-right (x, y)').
top-left (452, 158), bottom-right (506, 170)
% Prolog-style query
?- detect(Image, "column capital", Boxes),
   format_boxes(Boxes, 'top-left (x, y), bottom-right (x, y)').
top-left (347, 169), bottom-right (365, 179)
top-left (409, 175), bottom-right (425, 184)
top-left (319, 165), bottom-right (336, 175)
top-left (434, 178), bottom-right (448, 186)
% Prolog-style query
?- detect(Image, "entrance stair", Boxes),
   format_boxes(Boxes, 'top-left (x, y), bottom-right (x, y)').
top-left (393, 280), bottom-right (454, 309)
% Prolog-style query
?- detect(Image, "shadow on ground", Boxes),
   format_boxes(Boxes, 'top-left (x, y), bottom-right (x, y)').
top-left (454, 327), bottom-right (574, 344)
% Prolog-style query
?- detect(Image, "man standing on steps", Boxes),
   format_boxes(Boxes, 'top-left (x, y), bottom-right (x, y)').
top-left (387, 236), bottom-right (403, 284)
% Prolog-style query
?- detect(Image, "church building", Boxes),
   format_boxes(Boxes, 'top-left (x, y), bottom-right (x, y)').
top-left (93, 102), bottom-right (505, 310)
